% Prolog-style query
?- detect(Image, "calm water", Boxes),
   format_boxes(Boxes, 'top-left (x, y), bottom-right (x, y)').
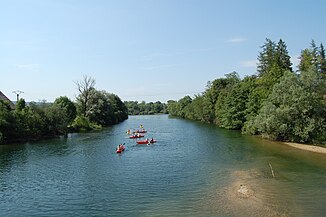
top-left (0, 115), bottom-right (325, 216)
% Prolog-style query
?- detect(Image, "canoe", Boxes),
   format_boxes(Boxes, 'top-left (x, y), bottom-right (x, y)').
top-left (129, 134), bottom-right (144, 139)
top-left (133, 130), bottom-right (147, 134)
top-left (116, 145), bottom-right (125, 153)
top-left (136, 140), bottom-right (157, 144)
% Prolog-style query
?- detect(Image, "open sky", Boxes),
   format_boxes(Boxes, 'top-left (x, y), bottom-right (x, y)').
top-left (1, 0), bottom-right (325, 103)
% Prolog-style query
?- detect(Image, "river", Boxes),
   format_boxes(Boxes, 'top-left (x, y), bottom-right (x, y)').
top-left (0, 115), bottom-right (325, 216)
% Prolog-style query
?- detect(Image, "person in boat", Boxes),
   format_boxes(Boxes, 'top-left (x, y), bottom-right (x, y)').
top-left (150, 138), bottom-right (154, 143)
top-left (145, 138), bottom-right (149, 143)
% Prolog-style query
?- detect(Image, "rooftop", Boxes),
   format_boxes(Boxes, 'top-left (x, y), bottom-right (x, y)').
top-left (0, 91), bottom-right (15, 109)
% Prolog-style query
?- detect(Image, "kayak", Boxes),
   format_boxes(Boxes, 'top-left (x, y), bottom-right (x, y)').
top-left (136, 140), bottom-right (157, 144)
top-left (133, 129), bottom-right (147, 133)
top-left (129, 134), bottom-right (144, 139)
top-left (116, 145), bottom-right (125, 153)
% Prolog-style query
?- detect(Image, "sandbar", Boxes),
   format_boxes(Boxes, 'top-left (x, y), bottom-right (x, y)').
top-left (284, 142), bottom-right (326, 154)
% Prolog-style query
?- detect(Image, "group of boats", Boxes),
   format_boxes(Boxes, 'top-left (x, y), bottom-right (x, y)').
top-left (116, 125), bottom-right (157, 153)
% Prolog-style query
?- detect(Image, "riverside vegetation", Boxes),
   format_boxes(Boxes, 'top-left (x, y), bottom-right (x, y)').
top-left (0, 76), bottom-right (128, 144)
top-left (124, 101), bottom-right (167, 115)
top-left (167, 39), bottom-right (326, 144)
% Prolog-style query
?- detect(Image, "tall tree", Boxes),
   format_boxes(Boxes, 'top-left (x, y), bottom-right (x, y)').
top-left (75, 75), bottom-right (96, 117)
top-left (177, 96), bottom-right (192, 118)
top-left (319, 43), bottom-right (326, 78)
top-left (245, 70), bottom-right (326, 143)
top-left (257, 38), bottom-right (276, 77)
top-left (299, 41), bottom-right (326, 79)
top-left (298, 48), bottom-right (314, 72)
top-left (310, 40), bottom-right (319, 70)
top-left (258, 38), bottom-right (292, 85)
top-left (54, 96), bottom-right (76, 123)
top-left (275, 39), bottom-right (292, 72)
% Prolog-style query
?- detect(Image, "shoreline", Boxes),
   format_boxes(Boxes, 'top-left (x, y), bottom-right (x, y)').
top-left (284, 142), bottom-right (326, 154)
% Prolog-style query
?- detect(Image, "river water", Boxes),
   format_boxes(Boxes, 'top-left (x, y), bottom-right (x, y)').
top-left (0, 115), bottom-right (325, 216)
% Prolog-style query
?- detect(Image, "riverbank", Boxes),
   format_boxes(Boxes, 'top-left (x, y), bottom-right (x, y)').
top-left (284, 142), bottom-right (326, 154)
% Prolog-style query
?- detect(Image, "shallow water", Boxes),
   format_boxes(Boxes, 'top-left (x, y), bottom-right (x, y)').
top-left (0, 115), bottom-right (325, 216)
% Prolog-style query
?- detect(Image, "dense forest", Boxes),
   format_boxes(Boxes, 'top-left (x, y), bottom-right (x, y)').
top-left (0, 76), bottom-right (128, 144)
top-left (167, 39), bottom-right (326, 144)
top-left (124, 101), bottom-right (167, 115)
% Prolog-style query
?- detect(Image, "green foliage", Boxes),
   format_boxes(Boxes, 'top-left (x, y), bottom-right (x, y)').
top-left (299, 48), bottom-right (314, 72)
top-left (257, 38), bottom-right (292, 76)
top-left (216, 76), bottom-right (255, 129)
top-left (167, 100), bottom-right (179, 116)
top-left (257, 39), bottom-right (292, 96)
top-left (71, 115), bottom-right (101, 131)
top-left (15, 98), bottom-right (26, 111)
top-left (75, 77), bottom-right (128, 128)
top-left (54, 96), bottom-right (77, 124)
top-left (202, 72), bottom-right (239, 123)
top-left (245, 70), bottom-right (326, 143)
top-left (319, 43), bottom-right (326, 77)
top-left (75, 75), bottom-right (96, 117)
top-left (177, 96), bottom-right (192, 118)
top-left (299, 41), bottom-right (326, 79)
top-left (184, 95), bottom-right (204, 121)
top-left (125, 101), bottom-right (166, 115)
top-left (76, 89), bottom-right (128, 127)
top-left (0, 100), bottom-right (15, 143)
top-left (167, 39), bottom-right (326, 144)
top-left (0, 76), bottom-right (128, 144)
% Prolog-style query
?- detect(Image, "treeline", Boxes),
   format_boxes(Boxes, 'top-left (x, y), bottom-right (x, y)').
top-left (0, 76), bottom-right (128, 144)
top-left (124, 101), bottom-right (167, 115)
top-left (168, 39), bottom-right (326, 144)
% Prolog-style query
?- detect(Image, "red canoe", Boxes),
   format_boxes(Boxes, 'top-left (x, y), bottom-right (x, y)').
top-left (129, 134), bottom-right (144, 139)
top-left (116, 145), bottom-right (125, 153)
top-left (136, 139), bottom-right (157, 144)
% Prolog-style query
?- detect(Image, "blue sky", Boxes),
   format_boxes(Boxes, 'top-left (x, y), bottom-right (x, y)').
top-left (1, 0), bottom-right (325, 103)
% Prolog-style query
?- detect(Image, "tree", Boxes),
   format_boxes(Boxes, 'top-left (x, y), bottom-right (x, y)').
top-left (43, 103), bottom-right (71, 136)
top-left (298, 40), bottom-right (326, 78)
top-left (298, 48), bottom-right (314, 72)
top-left (107, 93), bottom-right (128, 123)
top-left (15, 98), bottom-right (26, 111)
top-left (257, 38), bottom-right (276, 77)
top-left (217, 76), bottom-right (256, 129)
top-left (245, 70), bottom-right (326, 143)
top-left (318, 43), bottom-right (326, 78)
top-left (177, 96), bottom-right (192, 118)
top-left (0, 100), bottom-right (15, 143)
top-left (275, 39), bottom-right (292, 72)
top-left (184, 94), bottom-right (204, 121)
top-left (167, 100), bottom-right (179, 116)
top-left (54, 96), bottom-right (77, 124)
top-left (75, 75), bottom-right (96, 117)
top-left (76, 89), bottom-right (128, 127)
top-left (257, 39), bottom-right (292, 88)
top-left (202, 72), bottom-right (238, 123)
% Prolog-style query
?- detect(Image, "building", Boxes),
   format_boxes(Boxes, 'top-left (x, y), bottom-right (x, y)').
top-left (0, 91), bottom-right (15, 109)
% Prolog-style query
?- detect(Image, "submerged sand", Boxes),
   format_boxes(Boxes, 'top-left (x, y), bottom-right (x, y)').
top-left (224, 170), bottom-right (288, 217)
top-left (202, 169), bottom-right (290, 217)
top-left (284, 142), bottom-right (326, 154)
